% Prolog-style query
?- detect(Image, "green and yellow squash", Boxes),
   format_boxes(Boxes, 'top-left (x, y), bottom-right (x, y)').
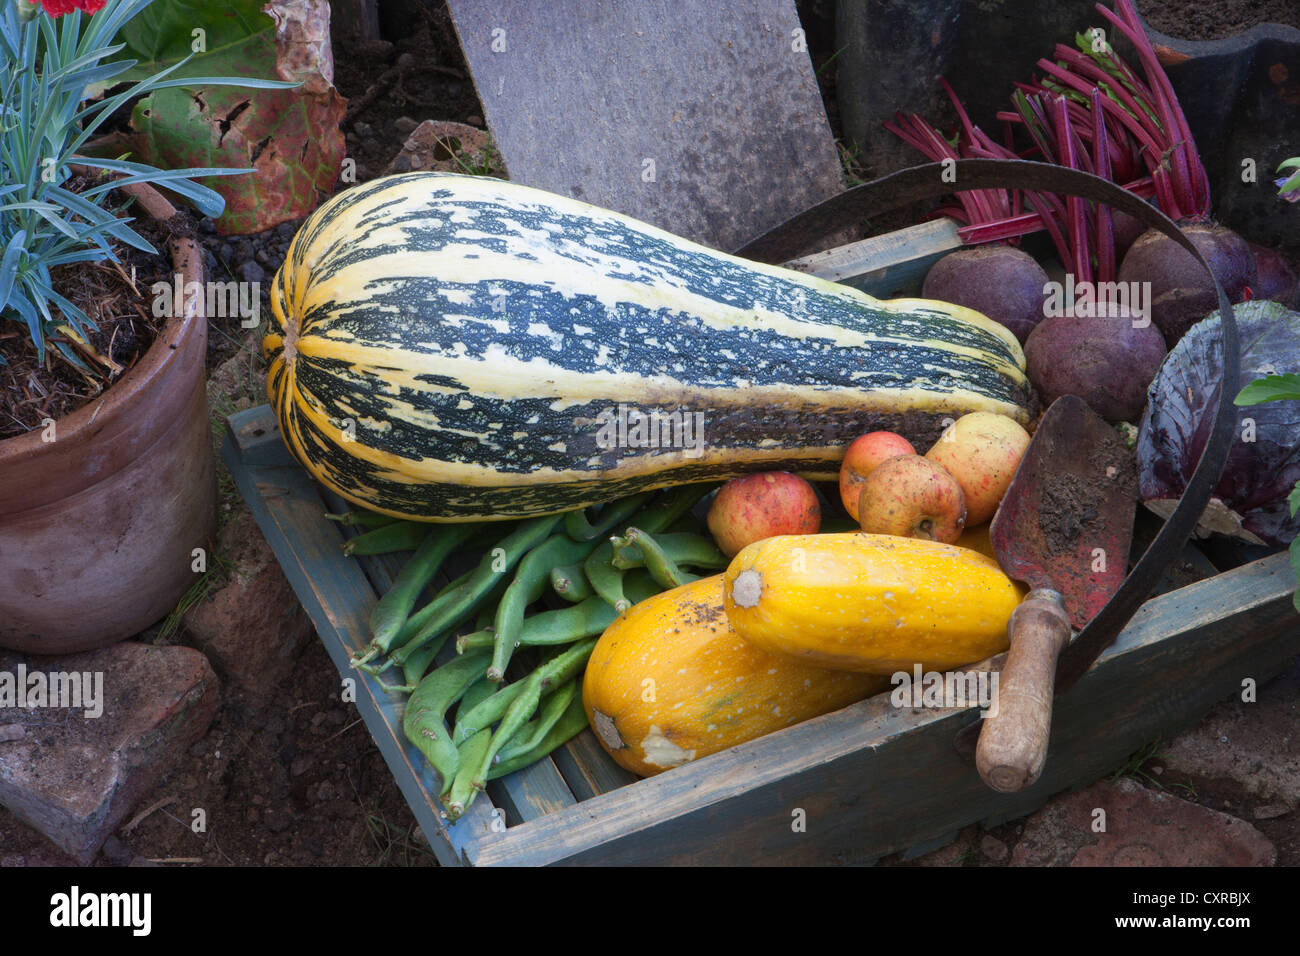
top-left (265, 172), bottom-right (1033, 520)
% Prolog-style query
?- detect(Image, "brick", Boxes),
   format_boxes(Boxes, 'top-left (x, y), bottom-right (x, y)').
top-left (1010, 777), bottom-right (1275, 867)
top-left (0, 642), bottom-right (219, 864)
top-left (183, 506), bottom-right (313, 701)
top-left (1160, 654), bottom-right (1300, 806)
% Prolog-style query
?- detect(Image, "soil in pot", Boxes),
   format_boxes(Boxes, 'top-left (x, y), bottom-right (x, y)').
top-left (0, 184), bottom-right (194, 440)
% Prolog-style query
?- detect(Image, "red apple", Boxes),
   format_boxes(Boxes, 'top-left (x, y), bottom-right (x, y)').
top-left (707, 472), bottom-right (821, 557)
top-left (839, 431), bottom-right (916, 520)
top-left (856, 455), bottom-right (966, 543)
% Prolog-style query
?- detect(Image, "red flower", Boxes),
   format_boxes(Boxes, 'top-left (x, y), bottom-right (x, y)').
top-left (39, 0), bottom-right (107, 16)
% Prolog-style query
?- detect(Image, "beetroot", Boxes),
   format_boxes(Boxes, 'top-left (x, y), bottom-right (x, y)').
top-left (922, 247), bottom-right (1049, 343)
top-left (1024, 310), bottom-right (1167, 422)
top-left (1110, 209), bottom-right (1146, 259)
top-left (1117, 223), bottom-right (1256, 346)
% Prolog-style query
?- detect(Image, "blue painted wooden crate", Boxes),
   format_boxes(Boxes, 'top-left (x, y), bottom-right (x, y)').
top-left (222, 401), bottom-right (1297, 866)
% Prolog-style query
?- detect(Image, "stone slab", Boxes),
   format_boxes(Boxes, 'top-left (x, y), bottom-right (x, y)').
top-left (0, 642), bottom-right (219, 864)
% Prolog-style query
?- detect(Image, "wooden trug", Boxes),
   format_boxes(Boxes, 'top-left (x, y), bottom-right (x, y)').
top-left (223, 400), bottom-right (1297, 865)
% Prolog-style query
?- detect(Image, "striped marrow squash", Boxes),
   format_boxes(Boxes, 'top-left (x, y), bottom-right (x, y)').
top-left (265, 172), bottom-right (1033, 521)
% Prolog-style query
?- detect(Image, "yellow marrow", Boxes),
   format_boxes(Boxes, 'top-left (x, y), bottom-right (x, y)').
top-left (723, 533), bottom-right (1024, 674)
top-left (583, 575), bottom-right (885, 777)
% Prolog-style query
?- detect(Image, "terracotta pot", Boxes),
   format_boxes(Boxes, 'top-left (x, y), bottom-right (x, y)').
top-left (0, 189), bottom-right (217, 653)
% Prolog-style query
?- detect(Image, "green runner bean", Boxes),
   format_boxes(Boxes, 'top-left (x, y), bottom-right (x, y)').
top-left (444, 728), bottom-right (492, 819)
top-left (453, 637), bottom-right (597, 744)
top-left (457, 572), bottom-right (659, 653)
top-left (388, 567), bottom-right (510, 670)
top-left (487, 696), bottom-right (590, 780)
top-left (394, 514), bottom-right (562, 652)
top-left (369, 524), bottom-right (479, 654)
top-left (549, 562), bottom-right (594, 603)
top-left (495, 679), bottom-right (577, 765)
top-left (352, 567), bottom-right (474, 672)
top-left (401, 651), bottom-right (490, 797)
top-left (610, 531), bottom-right (727, 571)
top-left (584, 485), bottom-right (714, 609)
top-left (457, 676), bottom-right (499, 718)
top-left (616, 527), bottom-right (698, 588)
top-left (341, 520), bottom-right (429, 556)
top-left (470, 669), bottom-right (544, 789)
top-left (489, 534), bottom-right (599, 681)
top-left (564, 491), bottom-right (655, 541)
top-left (385, 522), bottom-right (520, 652)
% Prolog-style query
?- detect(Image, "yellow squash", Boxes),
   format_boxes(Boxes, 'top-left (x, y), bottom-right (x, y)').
top-left (723, 533), bottom-right (1024, 674)
top-left (583, 575), bottom-right (885, 777)
top-left (954, 523), bottom-right (997, 561)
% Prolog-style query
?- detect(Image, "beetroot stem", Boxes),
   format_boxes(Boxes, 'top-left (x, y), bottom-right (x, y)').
top-left (1052, 44), bottom-right (1160, 137)
top-left (1051, 95), bottom-right (1093, 285)
top-left (1091, 88), bottom-right (1117, 283)
top-left (883, 110), bottom-right (999, 224)
top-left (1029, 59), bottom-right (1167, 161)
top-left (1096, 0), bottom-right (1203, 218)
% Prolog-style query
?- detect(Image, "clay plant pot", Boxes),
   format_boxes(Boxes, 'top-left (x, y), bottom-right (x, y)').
top-left (0, 184), bottom-right (217, 653)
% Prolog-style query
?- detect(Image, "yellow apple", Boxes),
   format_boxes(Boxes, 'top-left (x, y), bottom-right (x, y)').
top-left (925, 413), bottom-right (1031, 526)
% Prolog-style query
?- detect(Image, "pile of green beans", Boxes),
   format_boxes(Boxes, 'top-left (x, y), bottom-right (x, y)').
top-left (335, 483), bottom-right (724, 822)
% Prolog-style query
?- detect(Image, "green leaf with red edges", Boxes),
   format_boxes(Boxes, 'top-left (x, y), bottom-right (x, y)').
top-left (99, 0), bottom-right (344, 234)
top-left (129, 80), bottom-right (344, 235)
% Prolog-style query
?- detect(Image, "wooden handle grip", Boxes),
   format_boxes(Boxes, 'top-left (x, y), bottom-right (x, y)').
top-left (975, 589), bottom-right (1072, 793)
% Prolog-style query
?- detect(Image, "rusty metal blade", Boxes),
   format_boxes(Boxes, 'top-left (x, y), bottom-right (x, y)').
top-left (989, 396), bottom-right (1138, 631)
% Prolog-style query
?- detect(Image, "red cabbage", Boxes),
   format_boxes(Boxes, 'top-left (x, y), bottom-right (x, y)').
top-left (1137, 300), bottom-right (1300, 547)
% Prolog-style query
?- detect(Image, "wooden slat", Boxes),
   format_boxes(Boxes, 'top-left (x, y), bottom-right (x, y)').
top-left (551, 730), bottom-right (638, 800)
top-left (487, 762), bottom-right (579, 824)
top-left (782, 218), bottom-right (962, 298)
top-left (227, 407), bottom-right (1298, 866)
top-left (1130, 508), bottom-right (1221, 598)
top-left (464, 550), bottom-right (1299, 865)
top-left (222, 406), bottom-right (505, 865)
